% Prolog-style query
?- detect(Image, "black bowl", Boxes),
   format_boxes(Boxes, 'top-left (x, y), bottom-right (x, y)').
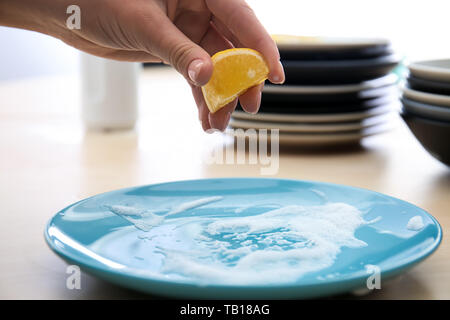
top-left (407, 75), bottom-right (450, 96)
top-left (401, 111), bottom-right (450, 166)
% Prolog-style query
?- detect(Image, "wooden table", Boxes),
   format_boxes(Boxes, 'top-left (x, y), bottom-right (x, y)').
top-left (0, 67), bottom-right (448, 299)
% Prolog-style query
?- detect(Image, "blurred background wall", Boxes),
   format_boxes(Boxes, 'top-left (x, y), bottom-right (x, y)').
top-left (0, 0), bottom-right (449, 81)
top-left (0, 27), bottom-right (79, 81)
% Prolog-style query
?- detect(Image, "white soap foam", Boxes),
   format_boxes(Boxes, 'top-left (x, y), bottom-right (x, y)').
top-left (106, 197), bottom-right (223, 232)
top-left (234, 206), bottom-right (248, 214)
top-left (107, 205), bottom-right (163, 232)
top-left (365, 216), bottom-right (382, 224)
top-left (235, 204), bottom-right (280, 214)
top-left (137, 235), bottom-right (156, 241)
top-left (310, 188), bottom-right (328, 203)
top-left (407, 216), bottom-right (425, 231)
top-left (158, 202), bottom-right (369, 285)
top-left (166, 196), bottom-right (223, 216)
top-left (61, 211), bottom-right (112, 222)
top-left (108, 205), bottom-right (145, 217)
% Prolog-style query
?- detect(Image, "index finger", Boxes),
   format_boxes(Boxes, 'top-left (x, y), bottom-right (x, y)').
top-left (206, 0), bottom-right (285, 84)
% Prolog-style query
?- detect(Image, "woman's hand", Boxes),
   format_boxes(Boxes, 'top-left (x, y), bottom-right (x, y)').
top-left (0, 0), bottom-right (285, 131)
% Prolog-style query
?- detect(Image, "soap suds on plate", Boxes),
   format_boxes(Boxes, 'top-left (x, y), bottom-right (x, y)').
top-left (156, 202), bottom-right (370, 285)
top-left (106, 196), bottom-right (223, 232)
top-left (101, 197), bottom-right (377, 285)
top-left (107, 205), bottom-right (145, 217)
top-left (107, 205), bottom-right (163, 232)
top-left (309, 188), bottom-right (328, 203)
top-left (166, 196), bottom-right (223, 216)
top-left (407, 216), bottom-right (425, 231)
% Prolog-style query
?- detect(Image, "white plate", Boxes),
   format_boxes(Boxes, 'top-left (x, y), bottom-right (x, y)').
top-left (402, 86), bottom-right (450, 108)
top-left (230, 113), bottom-right (396, 133)
top-left (230, 123), bottom-right (393, 146)
top-left (409, 59), bottom-right (450, 82)
top-left (232, 103), bottom-right (398, 123)
top-left (272, 35), bottom-right (390, 51)
top-left (263, 74), bottom-right (398, 95)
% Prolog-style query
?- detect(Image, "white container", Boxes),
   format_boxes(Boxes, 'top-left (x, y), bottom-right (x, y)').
top-left (80, 53), bottom-right (140, 130)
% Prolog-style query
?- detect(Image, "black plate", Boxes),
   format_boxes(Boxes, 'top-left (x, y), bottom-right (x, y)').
top-left (281, 54), bottom-right (400, 85)
top-left (258, 94), bottom-right (396, 114)
top-left (401, 111), bottom-right (450, 166)
top-left (237, 96), bottom-right (397, 115)
top-left (280, 44), bottom-right (393, 61)
top-left (407, 75), bottom-right (450, 95)
top-left (262, 84), bottom-right (398, 104)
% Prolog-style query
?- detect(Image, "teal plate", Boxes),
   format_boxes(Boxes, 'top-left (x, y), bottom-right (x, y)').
top-left (45, 178), bottom-right (442, 299)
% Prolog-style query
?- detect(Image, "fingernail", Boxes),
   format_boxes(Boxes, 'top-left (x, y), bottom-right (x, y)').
top-left (200, 118), bottom-right (212, 132)
top-left (188, 59), bottom-right (204, 85)
top-left (272, 61), bottom-right (285, 84)
top-left (222, 113), bottom-right (232, 131)
top-left (250, 92), bottom-right (262, 114)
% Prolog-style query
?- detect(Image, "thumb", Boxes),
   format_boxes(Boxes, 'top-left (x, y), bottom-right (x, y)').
top-left (145, 15), bottom-right (213, 86)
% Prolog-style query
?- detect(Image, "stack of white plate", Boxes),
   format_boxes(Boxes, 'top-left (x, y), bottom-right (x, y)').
top-left (400, 59), bottom-right (450, 166)
top-left (230, 36), bottom-right (402, 146)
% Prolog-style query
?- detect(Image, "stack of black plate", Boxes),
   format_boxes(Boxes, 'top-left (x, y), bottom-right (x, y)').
top-left (231, 35), bottom-right (401, 146)
top-left (401, 59), bottom-right (450, 166)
